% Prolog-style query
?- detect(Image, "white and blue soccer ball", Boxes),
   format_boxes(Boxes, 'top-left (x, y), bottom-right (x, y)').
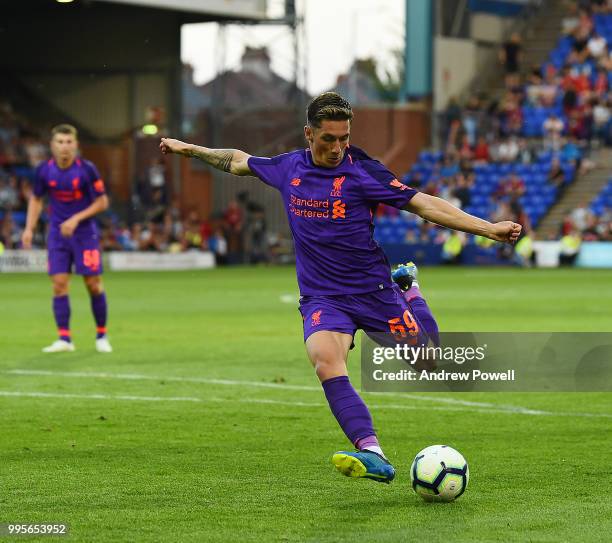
top-left (410, 445), bottom-right (469, 502)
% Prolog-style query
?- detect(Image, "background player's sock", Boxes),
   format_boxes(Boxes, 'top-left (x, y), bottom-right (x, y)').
top-left (90, 292), bottom-right (108, 338)
top-left (53, 295), bottom-right (71, 342)
top-left (405, 287), bottom-right (440, 346)
top-left (321, 375), bottom-right (379, 449)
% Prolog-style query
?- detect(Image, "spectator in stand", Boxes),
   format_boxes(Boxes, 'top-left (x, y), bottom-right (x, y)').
top-left (0, 176), bottom-right (19, 209)
top-left (458, 134), bottom-right (473, 161)
top-left (148, 158), bottom-right (167, 195)
top-left (440, 155), bottom-right (459, 178)
top-left (582, 213), bottom-right (601, 240)
top-left (145, 188), bottom-right (167, 224)
top-left (571, 24), bottom-right (592, 64)
top-left (208, 228), bottom-right (228, 265)
top-left (588, 30), bottom-right (608, 60)
top-left (500, 32), bottom-right (523, 88)
top-left (473, 136), bottom-right (490, 163)
top-left (491, 201), bottom-right (514, 223)
top-left (495, 173), bottom-right (525, 203)
top-left (500, 93), bottom-right (523, 136)
top-left (592, 97), bottom-right (611, 142)
top-left (561, 76), bottom-right (579, 111)
top-left (223, 199), bottom-right (244, 262)
top-left (543, 113), bottom-right (565, 150)
top-left (16, 178), bottom-right (31, 212)
top-left (129, 223), bottom-right (144, 250)
top-left (0, 210), bottom-right (18, 249)
top-left (115, 222), bottom-right (134, 251)
top-left (497, 137), bottom-right (520, 163)
top-left (182, 211), bottom-right (205, 251)
top-left (548, 156), bottom-right (568, 187)
top-left (140, 221), bottom-right (166, 252)
top-left (462, 95), bottom-right (483, 146)
top-left (517, 138), bottom-right (535, 164)
top-left (592, 67), bottom-right (609, 96)
top-left (445, 96), bottom-right (463, 144)
top-left (559, 136), bottom-right (584, 172)
top-left (100, 219), bottom-right (121, 252)
top-left (570, 201), bottom-right (593, 231)
top-left (453, 173), bottom-right (472, 208)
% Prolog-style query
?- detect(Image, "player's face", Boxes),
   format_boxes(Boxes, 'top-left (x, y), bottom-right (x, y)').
top-left (51, 133), bottom-right (78, 164)
top-left (305, 120), bottom-right (350, 168)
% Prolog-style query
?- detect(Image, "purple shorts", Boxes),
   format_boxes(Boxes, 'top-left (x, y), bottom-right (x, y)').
top-left (47, 230), bottom-right (103, 276)
top-left (299, 285), bottom-right (428, 347)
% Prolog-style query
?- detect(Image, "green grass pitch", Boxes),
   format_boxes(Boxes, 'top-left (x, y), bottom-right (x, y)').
top-left (1, 266), bottom-right (611, 542)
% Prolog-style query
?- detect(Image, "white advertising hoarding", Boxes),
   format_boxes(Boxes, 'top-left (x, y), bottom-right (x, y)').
top-left (109, 251), bottom-right (215, 271)
top-left (0, 250), bottom-right (48, 273)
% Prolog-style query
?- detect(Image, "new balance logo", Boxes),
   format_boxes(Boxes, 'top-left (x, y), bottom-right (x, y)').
top-left (330, 175), bottom-right (346, 197)
top-left (389, 178), bottom-right (410, 191)
top-left (332, 200), bottom-right (346, 219)
top-left (291, 178), bottom-right (301, 186)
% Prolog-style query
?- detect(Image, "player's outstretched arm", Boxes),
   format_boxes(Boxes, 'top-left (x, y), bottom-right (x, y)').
top-left (404, 192), bottom-right (522, 243)
top-left (159, 138), bottom-right (253, 177)
top-left (21, 195), bottom-right (44, 249)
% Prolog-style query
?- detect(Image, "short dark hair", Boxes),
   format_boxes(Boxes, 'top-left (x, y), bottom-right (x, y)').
top-left (51, 124), bottom-right (78, 139)
top-left (306, 92), bottom-right (353, 128)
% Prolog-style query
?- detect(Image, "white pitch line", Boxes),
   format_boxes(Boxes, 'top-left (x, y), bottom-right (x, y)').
top-left (0, 390), bottom-right (484, 413)
top-left (3, 369), bottom-right (611, 418)
top-left (0, 390), bottom-right (568, 416)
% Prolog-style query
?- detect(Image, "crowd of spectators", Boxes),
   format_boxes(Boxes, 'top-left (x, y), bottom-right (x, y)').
top-left (0, 99), bottom-right (276, 263)
top-left (4, 3), bottom-right (612, 263)
top-left (374, 1), bottom-right (612, 250)
top-left (96, 190), bottom-right (275, 265)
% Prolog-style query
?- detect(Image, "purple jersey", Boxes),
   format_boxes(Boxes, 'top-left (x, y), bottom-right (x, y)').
top-left (34, 158), bottom-right (106, 236)
top-left (248, 146), bottom-right (417, 295)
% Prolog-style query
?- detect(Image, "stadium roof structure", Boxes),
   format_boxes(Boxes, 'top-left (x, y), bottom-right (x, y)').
top-left (95, 0), bottom-right (269, 20)
top-left (5, 0), bottom-right (274, 23)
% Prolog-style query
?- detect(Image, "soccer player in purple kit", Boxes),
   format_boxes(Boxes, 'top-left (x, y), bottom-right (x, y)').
top-left (160, 93), bottom-right (521, 483)
top-left (22, 124), bottom-right (112, 354)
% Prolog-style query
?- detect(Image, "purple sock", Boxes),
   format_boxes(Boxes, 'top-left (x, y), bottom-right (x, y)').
top-left (405, 287), bottom-right (440, 346)
top-left (53, 295), bottom-right (71, 342)
top-left (321, 375), bottom-right (377, 447)
top-left (91, 292), bottom-right (108, 339)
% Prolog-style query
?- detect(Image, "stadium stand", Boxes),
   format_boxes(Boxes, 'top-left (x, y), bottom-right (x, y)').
top-left (374, 0), bottom-right (611, 251)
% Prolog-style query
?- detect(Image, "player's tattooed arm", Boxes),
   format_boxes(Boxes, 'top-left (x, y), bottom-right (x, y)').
top-left (159, 138), bottom-right (252, 176)
top-left (404, 192), bottom-right (521, 244)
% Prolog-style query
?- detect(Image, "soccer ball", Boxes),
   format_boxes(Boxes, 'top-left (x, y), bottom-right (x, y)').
top-left (410, 445), bottom-right (469, 502)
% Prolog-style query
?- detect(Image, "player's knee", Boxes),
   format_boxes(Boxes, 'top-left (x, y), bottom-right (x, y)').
top-left (52, 279), bottom-right (69, 296)
top-left (85, 277), bottom-right (104, 296)
top-left (311, 353), bottom-right (346, 381)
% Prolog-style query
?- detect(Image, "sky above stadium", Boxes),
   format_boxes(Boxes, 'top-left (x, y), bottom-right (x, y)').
top-left (181, 0), bottom-right (405, 95)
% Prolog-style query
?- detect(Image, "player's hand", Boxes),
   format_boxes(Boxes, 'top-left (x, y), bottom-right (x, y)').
top-left (487, 221), bottom-right (522, 244)
top-left (160, 138), bottom-right (191, 156)
top-left (21, 229), bottom-right (33, 249)
top-left (60, 217), bottom-right (80, 238)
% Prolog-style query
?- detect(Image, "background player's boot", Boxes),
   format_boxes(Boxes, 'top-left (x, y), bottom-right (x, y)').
top-left (42, 339), bottom-right (75, 353)
top-left (392, 261), bottom-right (418, 291)
top-left (96, 336), bottom-right (113, 353)
top-left (331, 450), bottom-right (395, 484)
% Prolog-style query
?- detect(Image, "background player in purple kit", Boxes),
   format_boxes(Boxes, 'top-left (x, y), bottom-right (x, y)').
top-left (22, 124), bottom-right (112, 354)
top-left (160, 93), bottom-right (521, 483)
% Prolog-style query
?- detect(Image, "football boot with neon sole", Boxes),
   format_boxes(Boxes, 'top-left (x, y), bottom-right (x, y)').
top-left (391, 261), bottom-right (418, 291)
top-left (331, 450), bottom-right (396, 484)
